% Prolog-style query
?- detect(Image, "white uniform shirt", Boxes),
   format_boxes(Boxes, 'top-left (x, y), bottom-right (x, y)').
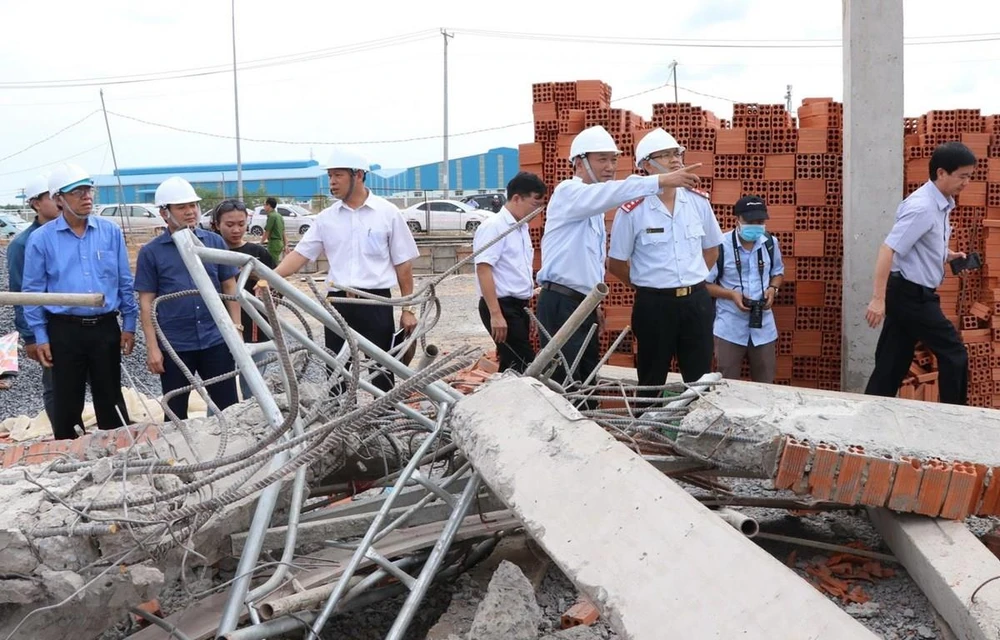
top-left (536, 175), bottom-right (662, 295)
top-left (608, 188), bottom-right (724, 288)
top-left (294, 191), bottom-right (419, 291)
top-left (472, 207), bottom-right (534, 300)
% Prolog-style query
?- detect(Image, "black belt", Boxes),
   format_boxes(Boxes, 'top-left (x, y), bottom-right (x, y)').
top-left (47, 311), bottom-right (118, 327)
top-left (540, 282), bottom-right (586, 303)
top-left (635, 282), bottom-right (706, 298)
top-left (496, 296), bottom-right (530, 307)
top-left (327, 288), bottom-right (391, 299)
top-left (888, 273), bottom-right (936, 296)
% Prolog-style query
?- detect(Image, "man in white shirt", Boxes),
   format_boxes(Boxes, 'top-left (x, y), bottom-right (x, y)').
top-left (473, 172), bottom-right (547, 372)
top-left (535, 125), bottom-right (701, 387)
top-left (266, 148), bottom-right (419, 392)
top-left (608, 129), bottom-right (724, 396)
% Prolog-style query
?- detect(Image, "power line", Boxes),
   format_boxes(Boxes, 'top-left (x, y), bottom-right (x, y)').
top-left (104, 81), bottom-right (686, 147)
top-left (0, 31), bottom-right (438, 90)
top-left (452, 28), bottom-right (1000, 49)
top-left (0, 111), bottom-right (101, 164)
top-left (0, 143), bottom-right (107, 178)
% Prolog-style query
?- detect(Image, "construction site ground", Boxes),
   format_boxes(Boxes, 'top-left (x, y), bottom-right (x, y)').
top-left (2, 242), bottom-right (998, 639)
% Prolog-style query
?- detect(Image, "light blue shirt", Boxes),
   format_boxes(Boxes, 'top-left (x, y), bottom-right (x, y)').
top-left (7, 218), bottom-right (44, 343)
top-left (884, 181), bottom-right (954, 289)
top-left (537, 175), bottom-right (661, 295)
top-left (708, 229), bottom-right (785, 346)
top-left (22, 214), bottom-right (138, 345)
top-left (608, 188), bottom-right (724, 288)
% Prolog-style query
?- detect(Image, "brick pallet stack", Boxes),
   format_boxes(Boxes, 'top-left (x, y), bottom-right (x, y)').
top-left (520, 78), bottom-right (1000, 406)
top-left (901, 109), bottom-right (1000, 407)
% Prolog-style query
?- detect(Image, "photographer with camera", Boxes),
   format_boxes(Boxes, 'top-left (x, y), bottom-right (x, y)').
top-left (706, 196), bottom-right (785, 383)
top-left (864, 142), bottom-right (977, 405)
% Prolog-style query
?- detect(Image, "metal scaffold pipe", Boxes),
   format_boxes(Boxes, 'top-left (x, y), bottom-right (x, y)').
top-left (0, 292), bottom-right (105, 307)
top-left (524, 282), bottom-right (609, 379)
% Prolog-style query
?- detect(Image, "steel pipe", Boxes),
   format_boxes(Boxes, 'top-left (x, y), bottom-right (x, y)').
top-left (524, 282), bottom-right (609, 379)
top-left (414, 343), bottom-right (440, 371)
top-left (715, 508), bottom-right (759, 538)
top-left (0, 292), bottom-right (104, 307)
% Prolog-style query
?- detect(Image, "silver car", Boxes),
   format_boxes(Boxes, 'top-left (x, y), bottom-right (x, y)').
top-left (95, 204), bottom-right (167, 233)
top-left (400, 199), bottom-right (491, 233)
top-left (0, 213), bottom-right (30, 239)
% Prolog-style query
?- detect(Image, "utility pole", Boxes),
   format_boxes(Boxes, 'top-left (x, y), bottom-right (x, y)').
top-left (785, 84), bottom-right (793, 113)
top-left (232, 0), bottom-right (244, 200)
top-left (670, 60), bottom-right (679, 104)
top-left (441, 28), bottom-right (454, 199)
top-left (99, 89), bottom-right (129, 231)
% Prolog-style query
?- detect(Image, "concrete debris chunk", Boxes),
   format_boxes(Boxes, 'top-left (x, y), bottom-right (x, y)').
top-left (0, 578), bottom-right (44, 604)
top-left (39, 569), bottom-right (85, 601)
top-left (844, 602), bottom-right (881, 618)
top-left (539, 627), bottom-right (603, 640)
top-left (0, 529), bottom-right (39, 574)
top-left (467, 560), bottom-right (542, 640)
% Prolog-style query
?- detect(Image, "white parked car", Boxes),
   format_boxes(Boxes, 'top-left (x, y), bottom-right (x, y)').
top-left (250, 203), bottom-right (316, 236)
top-left (94, 204), bottom-right (167, 233)
top-left (0, 213), bottom-right (30, 238)
top-left (400, 200), bottom-right (491, 233)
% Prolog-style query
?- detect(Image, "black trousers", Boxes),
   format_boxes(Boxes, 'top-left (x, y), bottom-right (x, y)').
top-left (535, 287), bottom-right (599, 386)
top-left (161, 341), bottom-right (238, 420)
top-left (48, 314), bottom-right (132, 440)
top-left (632, 285), bottom-right (716, 398)
top-left (478, 297), bottom-right (535, 373)
top-left (325, 289), bottom-right (395, 393)
top-left (865, 274), bottom-right (968, 405)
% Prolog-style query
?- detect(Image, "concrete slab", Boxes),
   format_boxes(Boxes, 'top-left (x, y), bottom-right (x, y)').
top-left (868, 509), bottom-right (1000, 640)
top-left (451, 377), bottom-right (878, 640)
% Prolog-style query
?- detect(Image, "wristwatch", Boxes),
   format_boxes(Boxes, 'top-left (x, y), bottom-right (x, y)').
top-left (767, 286), bottom-right (779, 295)
top-left (401, 306), bottom-right (415, 314)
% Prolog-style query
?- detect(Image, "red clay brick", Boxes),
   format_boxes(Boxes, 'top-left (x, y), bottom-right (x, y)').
top-left (562, 599), bottom-right (600, 628)
top-left (774, 437), bottom-right (812, 490)
top-left (859, 455), bottom-right (896, 507)
top-left (833, 445), bottom-right (867, 505)
top-left (915, 459), bottom-right (952, 517)
top-left (978, 467), bottom-right (1000, 516)
top-left (940, 462), bottom-right (978, 520)
top-left (968, 463), bottom-right (990, 516)
top-left (887, 456), bottom-right (923, 512)
top-left (808, 442), bottom-right (840, 501)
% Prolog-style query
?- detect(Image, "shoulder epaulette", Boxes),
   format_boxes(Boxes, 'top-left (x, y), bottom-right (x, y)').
top-left (619, 197), bottom-right (645, 213)
top-left (687, 187), bottom-right (711, 200)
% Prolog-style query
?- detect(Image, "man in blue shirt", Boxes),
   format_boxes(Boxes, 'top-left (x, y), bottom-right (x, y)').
top-left (135, 177), bottom-right (242, 419)
top-left (865, 142), bottom-right (976, 405)
top-left (706, 196), bottom-right (785, 383)
top-left (7, 174), bottom-right (62, 422)
top-left (22, 164), bottom-right (138, 440)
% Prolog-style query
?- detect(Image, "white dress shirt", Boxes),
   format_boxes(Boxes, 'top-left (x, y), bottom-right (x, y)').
top-left (537, 175), bottom-right (662, 295)
top-left (473, 207), bottom-right (534, 300)
top-left (608, 188), bottom-right (724, 288)
top-left (294, 191), bottom-right (419, 291)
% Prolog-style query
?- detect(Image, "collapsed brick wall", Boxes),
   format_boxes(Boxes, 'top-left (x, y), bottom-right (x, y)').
top-left (520, 79), bottom-right (1000, 407)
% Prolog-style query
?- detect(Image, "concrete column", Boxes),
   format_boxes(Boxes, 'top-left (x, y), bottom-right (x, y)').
top-left (841, 0), bottom-right (904, 391)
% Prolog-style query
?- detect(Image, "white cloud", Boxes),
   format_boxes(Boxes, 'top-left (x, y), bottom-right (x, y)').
top-left (0, 0), bottom-right (998, 203)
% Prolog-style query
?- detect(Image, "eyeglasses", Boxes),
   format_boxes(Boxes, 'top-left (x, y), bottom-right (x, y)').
top-left (63, 185), bottom-right (94, 197)
top-left (650, 149), bottom-right (684, 160)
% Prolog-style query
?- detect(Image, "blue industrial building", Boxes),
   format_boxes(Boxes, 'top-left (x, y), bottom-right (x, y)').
top-left (92, 147), bottom-right (519, 204)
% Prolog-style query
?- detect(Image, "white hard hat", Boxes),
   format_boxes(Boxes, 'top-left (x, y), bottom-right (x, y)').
top-left (568, 126), bottom-right (620, 161)
top-left (154, 176), bottom-right (201, 207)
top-left (634, 128), bottom-right (685, 168)
top-left (48, 163), bottom-right (94, 198)
top-left (325, 148), bottom-right (371, 172)
top-left (25, 174), bottom-right (50, 201)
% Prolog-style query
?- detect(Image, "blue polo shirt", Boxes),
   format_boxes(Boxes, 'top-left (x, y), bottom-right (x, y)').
top-left (134, 228), bottom-right (238, 352)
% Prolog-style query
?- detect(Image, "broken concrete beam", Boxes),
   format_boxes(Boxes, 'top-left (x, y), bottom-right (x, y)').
top-left (467, 560), bottom-right (543, 640)
top-left (679, 379), bottom-right (1000, 519)
top-left (868, 508), bottom-right (1000, 640)
top-left (451, 377), bottom-right (878, 640)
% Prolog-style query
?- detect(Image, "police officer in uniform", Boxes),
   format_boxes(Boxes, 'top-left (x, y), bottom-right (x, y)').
top-left (608, 129), bottom-right (723, 396)
top-left (535, 125), bottom-right (702, 387)
top-left (865, 141), bottom-right (978, 405)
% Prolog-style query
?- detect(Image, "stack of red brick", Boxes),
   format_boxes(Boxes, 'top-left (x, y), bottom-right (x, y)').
top-left (902, 110), bottom-right (1000, 407)
top-left (520, 79), bottom-right (1000, 406)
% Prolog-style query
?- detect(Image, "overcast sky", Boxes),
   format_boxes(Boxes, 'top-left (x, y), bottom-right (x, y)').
top-left (1, 0), bottom-right (997, 204)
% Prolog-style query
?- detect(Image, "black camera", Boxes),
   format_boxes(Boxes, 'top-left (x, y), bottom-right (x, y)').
top-left (744, 298), bottom-right (765, 329)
